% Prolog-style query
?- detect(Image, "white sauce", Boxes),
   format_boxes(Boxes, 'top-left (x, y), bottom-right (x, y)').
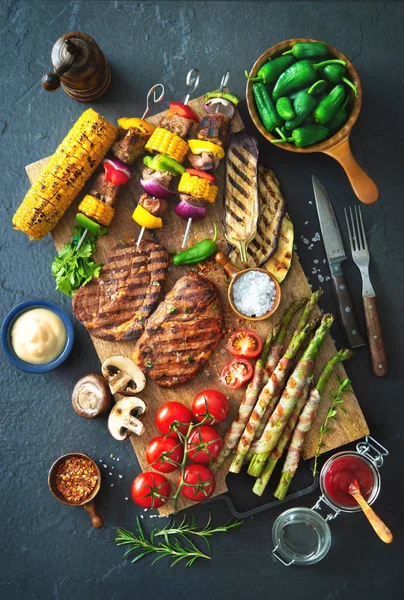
top-left (11, 308), bottom-right (66, 364)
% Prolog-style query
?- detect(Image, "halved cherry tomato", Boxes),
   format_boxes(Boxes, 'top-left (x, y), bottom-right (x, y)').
top-left (186, 168), bottom-right (216, 182)
top-left (168, 102), bottom-right (199, 123)
top-left (187, 426), bottom-right (223, 464)
top-left (179, 464), bottom-right (216, 502)
top-left (227, 330), bottom-right (263, 359)
top-left (145, 436), bottom-right (184, 473)
top-left (192, 389), bottom-right (229, 424)
top-left (155, 402), bottom-right (192, 438)
top-left (131, 471), bottom-right (171, 508)
top-left (220, 358), bottom-right (254, 389)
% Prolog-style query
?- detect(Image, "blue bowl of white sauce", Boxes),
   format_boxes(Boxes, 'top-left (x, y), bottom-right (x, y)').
top-left (1, 300), bottom-right (74, 373)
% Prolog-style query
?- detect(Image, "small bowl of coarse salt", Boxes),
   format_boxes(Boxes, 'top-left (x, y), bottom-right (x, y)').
top-left (215, 252), bottom-right (281, 321)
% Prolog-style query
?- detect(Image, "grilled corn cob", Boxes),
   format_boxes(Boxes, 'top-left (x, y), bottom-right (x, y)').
top-left (145, 128), bottom-right (189, 163)
top-left (78, 195), bottom-right (115, 226)
top-left (178, 172), bottom-right (218, 203)
top-left (13, 109), bottom-right (118, 240)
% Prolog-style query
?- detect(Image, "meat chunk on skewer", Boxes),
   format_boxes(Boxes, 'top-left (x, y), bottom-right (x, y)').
top-left (138, 193), bottom-right (168, 217)
top-left (197, 113), bottom-right (231, 147)
top-left (141, 167), bottom-right (173, 189)
top-left (179, 193), bottom-right (208, 208)
top-left (89, 172), bottom-right (121, 206)
top-left (158, 113), bottom-right (194, 138)
top-left (186, 150), bottom-right (219, 172)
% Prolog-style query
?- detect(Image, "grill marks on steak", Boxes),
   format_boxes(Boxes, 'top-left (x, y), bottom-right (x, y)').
top-left (132, 273), bottom-right (223, 387)
top-left (72, 239), bottom-right (168, 341)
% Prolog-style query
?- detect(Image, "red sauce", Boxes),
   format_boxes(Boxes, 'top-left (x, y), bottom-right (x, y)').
top-left (324, 455), bottom-right (374, 507)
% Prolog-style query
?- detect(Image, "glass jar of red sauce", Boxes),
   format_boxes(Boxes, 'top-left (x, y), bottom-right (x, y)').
top-left (272, 437), bottom-right (388, 567)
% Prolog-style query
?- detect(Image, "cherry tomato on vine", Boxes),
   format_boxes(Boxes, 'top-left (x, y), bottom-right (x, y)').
top-left (220, 358), bottom-right (254, 389)
top-left (187, 426), bottom-right (223, 465)
top-left (155, 402), bottom-right (192, 438)
top-left (192, 389), bottom-right (229, 424)
top-left (145, 436), bottom-right (184, 473)
top-left (227, 330), bottom-right (263, 359)
top-left (131, 471), bottom-right (171, 508)
top-left (179, 464), bottom-right (216, 502)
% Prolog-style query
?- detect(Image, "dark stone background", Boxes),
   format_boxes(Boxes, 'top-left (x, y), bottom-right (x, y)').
top-left (1, 2), bottom-right (403, 599)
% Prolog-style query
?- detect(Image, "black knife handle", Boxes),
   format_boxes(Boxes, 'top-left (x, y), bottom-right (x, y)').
top-left (331, 274), bottom-right (366, 348)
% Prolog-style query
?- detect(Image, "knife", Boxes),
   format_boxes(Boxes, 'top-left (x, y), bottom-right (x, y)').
top-left (312, 175), bottom-right (366, 348)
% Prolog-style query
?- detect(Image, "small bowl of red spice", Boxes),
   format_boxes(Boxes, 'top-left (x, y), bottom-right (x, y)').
top-left (48, 452), bottom-right (104, 528)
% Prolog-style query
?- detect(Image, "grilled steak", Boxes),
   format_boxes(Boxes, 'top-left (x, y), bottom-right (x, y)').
top-left (132, 273), bottom-right (223, 387)
top-left (72, 239), bottom-right (168, 341)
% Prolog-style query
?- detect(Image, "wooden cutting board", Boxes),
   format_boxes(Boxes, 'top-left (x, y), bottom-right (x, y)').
top-left (25, 95), bottom-right (369, 515)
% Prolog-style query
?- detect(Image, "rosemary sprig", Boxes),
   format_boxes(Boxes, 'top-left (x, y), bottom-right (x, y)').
top-left (116, 513), bottom-right (243, 567)
top-left (312, 377), bottom-right (351, 475)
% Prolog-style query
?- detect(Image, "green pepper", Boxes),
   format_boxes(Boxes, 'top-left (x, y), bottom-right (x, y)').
top-left (253, 82), bottom-right (283, 133)
top-left (289, 81), bottom-right (328, 100)
top-left (313, 84), bottom-right (346, 124)
top-left (173, 223), bottom-right (218, 265)
top-left (204, 91), bottom-right (239, 106)
top-left (283, 42), bottom-right (329, 59)
top-left (276, 97), bottom-right (296, 120)
top-left (245, 55), bottom-right (294, 84)
top-left (76, 213), bottom-right (108, 236)
top-left (143, 154), bottom-right (185, 176)
top-left (272, 59), bottom-right (346, 100)
top-left (327, 96), bottom-right (351, 133)
top-left (272, 124), bottom-right (329, 147)
top-left (321, 63), bottom-right (358, 96)
top-left (285, 80), bottom-right (325, 130)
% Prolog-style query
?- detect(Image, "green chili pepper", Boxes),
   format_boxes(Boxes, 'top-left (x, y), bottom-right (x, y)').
top-left (76, 213), bottom-right (108, 236)
top-left (253, 82), bottom-right (283, 134)
top-left (276, 97), bottom-right (296, 121)
top-left (289, 82), bottom-right (328, 101)
top-left (143, 154), bottom-right (185, 176)
top-left (272, 124), bottom-right (329, 147)
top-left (321, 64), bottom-right (358, 96)
top-left (283, 42), bottom-right (329, 59)
top-left (272, 59), bottom-right (346, 100)
top-left (327, 95), bottom-right (351, 133)
top-left (173, 223), bottom-right (218, 265)
top-left (204, 91), bottom-right (239, 106)
top-left (245, 55), bottom-right (294, 84)
top-left (313, 84), bottom-right (346, 124)
top-left (285, 80), bottom-right (324, 130)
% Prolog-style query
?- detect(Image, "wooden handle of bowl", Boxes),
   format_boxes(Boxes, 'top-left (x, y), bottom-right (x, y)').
top-left (215, 252), bottom-right (241, 279)
top-left (325, 139), bottom-right (379, 204)
top-left (83, 501), bottom-right (104, 528)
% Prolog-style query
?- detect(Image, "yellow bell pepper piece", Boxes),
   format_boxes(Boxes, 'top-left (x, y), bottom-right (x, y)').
top-left (188, 139), bottom-right (225, 160)
top-left (117, 117), bottom-right (155, 134)
top-left (132, 204), bottom-right (163, 229)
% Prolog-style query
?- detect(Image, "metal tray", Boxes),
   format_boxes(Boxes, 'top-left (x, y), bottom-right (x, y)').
top-left (210, 458), bottom-right (318, 518)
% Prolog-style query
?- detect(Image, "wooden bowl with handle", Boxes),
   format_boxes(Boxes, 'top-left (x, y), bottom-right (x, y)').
top-left (246, 38), bottom-right (379, 204)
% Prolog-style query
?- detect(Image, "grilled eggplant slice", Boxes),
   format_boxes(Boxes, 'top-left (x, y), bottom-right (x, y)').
top-left (224, 131), bottom-right (259, 263)
top-left (264, 213), bottom-right (294, 283)
top-left (246, 166), bottom-right (286, 267)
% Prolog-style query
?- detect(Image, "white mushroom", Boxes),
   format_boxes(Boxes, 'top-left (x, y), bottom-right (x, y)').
top-left (108, 397), bottom-right (148, 441)
top-left (101, 356), bottom-right (146, 396)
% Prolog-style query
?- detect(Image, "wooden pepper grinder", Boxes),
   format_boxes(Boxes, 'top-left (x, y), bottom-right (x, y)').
top-left (41, 32), bottom-right (111, 102)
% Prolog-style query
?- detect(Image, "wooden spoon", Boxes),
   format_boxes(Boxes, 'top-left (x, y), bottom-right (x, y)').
top-left (348, 479), bottom-right (393, 544)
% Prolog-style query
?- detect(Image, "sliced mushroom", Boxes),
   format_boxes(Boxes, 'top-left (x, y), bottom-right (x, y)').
top-left (108, 397), bottom-right (148, 440)
top-left (101, 356), bottom-right (146, 396)
top-left (72, 374), bottom-right (112, 419)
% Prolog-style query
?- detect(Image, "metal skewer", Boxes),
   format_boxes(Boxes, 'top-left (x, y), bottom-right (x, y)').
top-left (180, 68), bottom-right (201, 248)
top-left (181, 70), bottom-right (229, 248)
top-left (75, 84), bottom-right (165, 252)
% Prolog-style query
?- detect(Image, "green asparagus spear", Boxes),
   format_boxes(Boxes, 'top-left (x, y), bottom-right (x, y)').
top-left (248, 314), bottom-right (334, 477)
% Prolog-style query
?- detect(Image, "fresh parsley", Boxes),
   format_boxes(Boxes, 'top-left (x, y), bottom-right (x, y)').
top-left (51, 227), bottom-right (103, 296)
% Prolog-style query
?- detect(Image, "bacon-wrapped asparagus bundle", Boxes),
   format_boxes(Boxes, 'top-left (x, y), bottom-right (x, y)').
top-left (248, 314), bottom-right (334, 477)
top-left (229, 322), bottom-right (313, 474)
top-left (273, 348), bottom-right (352, 501)
top-left (252, 377), bottom-right (313, 496)
top-left (211, 331), bottom-right (274, 470)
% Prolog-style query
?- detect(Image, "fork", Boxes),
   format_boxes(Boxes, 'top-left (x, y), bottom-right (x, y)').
top-left (344, 206), bottom-right (387, 376)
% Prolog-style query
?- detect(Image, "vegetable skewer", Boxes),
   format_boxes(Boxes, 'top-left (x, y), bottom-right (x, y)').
top-left (211, 331), bottom-right (274, 470)
top-left (273, 348), bottom-right (352, 500)
top-left (248, 313), bottom-right (334, 477)
top-left (76, 84), bottom-right (165, 252)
